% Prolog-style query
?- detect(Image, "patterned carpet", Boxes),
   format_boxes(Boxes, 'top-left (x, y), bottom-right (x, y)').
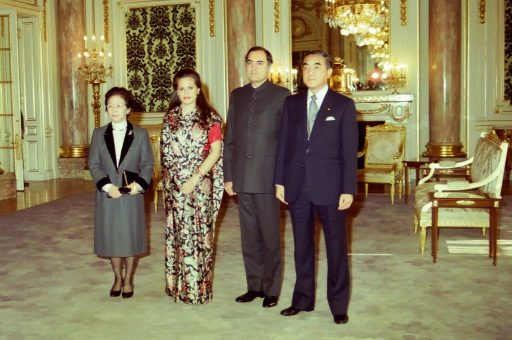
top-left (0, 191), bottom-right (511, 339)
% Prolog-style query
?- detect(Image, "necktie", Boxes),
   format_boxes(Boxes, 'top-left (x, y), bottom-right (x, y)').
top-left (307, 94), bottom-right (318, 137)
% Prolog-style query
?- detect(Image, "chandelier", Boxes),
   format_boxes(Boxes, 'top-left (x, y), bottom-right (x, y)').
top-left (324, 0), bottom-right (389, 51)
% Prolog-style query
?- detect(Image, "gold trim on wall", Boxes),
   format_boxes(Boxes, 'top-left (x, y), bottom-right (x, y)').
top-left (479, 0), bottom-right (486, 24)
top-left (103, 0), bottom-right (110, 43)
top-left (274, 0), bottom-right (280, 33)
top-left (209, 0), bottom-right (215, 37)
top-left (356, 104), bottom-right (391, 115)
top-left (42, 0), bottom-right (47, 42)
top-left (400, 0), bottom-right (407, 26)
top-left (59, 146), bottom-right (90, 158)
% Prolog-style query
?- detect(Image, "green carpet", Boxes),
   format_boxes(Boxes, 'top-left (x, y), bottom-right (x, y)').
top-left (1, 191), bottom-right (511, 339)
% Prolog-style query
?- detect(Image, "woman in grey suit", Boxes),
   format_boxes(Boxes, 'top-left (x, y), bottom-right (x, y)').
top-left (88, 87), bottom-right (154, 299)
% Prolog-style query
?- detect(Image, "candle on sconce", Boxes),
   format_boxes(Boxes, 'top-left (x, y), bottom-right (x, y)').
top-left (77, 32), bottom-right (113, 128)
top-left (283, 68), bottom-right (289, 82)
top-left (292, 68), bottom-right (298, 92)
top-left (382, 61), bottom-right (407, 94)
top-left (269, 67), bottom-right (277, 84)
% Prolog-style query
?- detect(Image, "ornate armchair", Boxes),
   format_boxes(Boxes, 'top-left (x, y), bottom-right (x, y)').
top-left (357, 123), bottom-right (406, 204)
top-left (414, 131), bottom-right (509, 265)
top-left (145, 124), bottom-right (164, 212)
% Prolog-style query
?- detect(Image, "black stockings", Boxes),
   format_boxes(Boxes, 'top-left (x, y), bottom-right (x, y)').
top-left (110, 256), bottom-right (136, 292)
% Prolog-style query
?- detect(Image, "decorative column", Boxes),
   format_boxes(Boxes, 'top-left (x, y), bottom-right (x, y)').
top-left (57, 0), bottom-right (89, 177)
top-left (423, 0), bottom-right (465, 157)
top-left (226, 0), bottom-right (256, 92)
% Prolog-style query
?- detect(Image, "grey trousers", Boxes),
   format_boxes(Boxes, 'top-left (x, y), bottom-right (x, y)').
top-left (237, 193), bottom-right (282, 297)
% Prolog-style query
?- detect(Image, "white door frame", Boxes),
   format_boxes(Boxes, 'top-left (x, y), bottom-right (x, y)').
top-left (0, 9), bottom-right (24, 190)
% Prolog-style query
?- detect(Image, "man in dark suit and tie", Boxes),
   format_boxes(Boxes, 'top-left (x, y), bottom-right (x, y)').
top-left (274, 50), bottom-right (358, 324)
top-left (224, 46), bottom-right (290, 308)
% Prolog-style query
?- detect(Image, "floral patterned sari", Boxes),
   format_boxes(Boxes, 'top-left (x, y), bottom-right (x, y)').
top-left (161, 106), bottom-right (223, 304)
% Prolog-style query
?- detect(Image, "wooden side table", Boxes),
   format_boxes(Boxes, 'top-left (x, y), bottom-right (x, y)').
top-left (429, 191), bottom-right (499, 265)
top-left (403, 159), bottom-right (430, 203)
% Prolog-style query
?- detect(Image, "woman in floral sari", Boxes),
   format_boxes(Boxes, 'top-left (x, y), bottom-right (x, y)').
top-left (161, 68), bottom-right (223, 304)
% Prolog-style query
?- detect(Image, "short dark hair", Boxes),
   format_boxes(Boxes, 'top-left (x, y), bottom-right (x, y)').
top-left (302, 50), bottom-right (333, 69)
top-left (245, 46), bottom-right (273, 64)
top-left (105, 87), bottom-right (135, 110)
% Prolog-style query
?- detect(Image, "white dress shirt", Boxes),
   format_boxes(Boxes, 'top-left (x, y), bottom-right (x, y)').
top-left (307, 84), bottom-right (329, 113)
top-left (112, 120), bottom-right (128, 167)
top-left (102, 120), bottom-right (141, 193)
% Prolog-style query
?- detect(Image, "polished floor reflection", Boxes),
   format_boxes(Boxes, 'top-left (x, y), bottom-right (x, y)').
top-left (0, 179), bottom-right (95, 216)
top-left (1, 178), bottom-right (509, 218)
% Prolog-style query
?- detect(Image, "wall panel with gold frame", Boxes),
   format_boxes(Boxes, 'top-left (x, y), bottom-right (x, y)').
top-left (501, 0), bottom-right (512, 107)
top-left (125, 4), bottom-right (196, 112)
top-left (109, 0), bottom-right (227, 124)
top-left (495, 0), bottom-right (512, 114)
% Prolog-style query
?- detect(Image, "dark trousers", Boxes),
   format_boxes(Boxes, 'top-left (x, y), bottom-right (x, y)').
top-left (237, 193), bottom-right (282, 296)
top-left (288, 186), bottom-right (350, 315)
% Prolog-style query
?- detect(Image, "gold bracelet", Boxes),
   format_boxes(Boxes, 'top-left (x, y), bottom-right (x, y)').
top-left (196, 168), bottom-right (204, 178)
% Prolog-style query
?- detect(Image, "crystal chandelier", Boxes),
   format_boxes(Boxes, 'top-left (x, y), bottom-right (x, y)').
top-left (324, 0), bottom-right (389, 49)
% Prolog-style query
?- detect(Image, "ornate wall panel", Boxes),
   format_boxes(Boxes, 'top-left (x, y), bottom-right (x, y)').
top-left (125, 4), bottom-right (196, 113)
top-left (505, 0), bottom-right (512, 101)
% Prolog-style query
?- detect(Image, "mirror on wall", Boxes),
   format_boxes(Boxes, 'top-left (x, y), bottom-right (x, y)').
top-left (291, 0), bottom-right (390, 92)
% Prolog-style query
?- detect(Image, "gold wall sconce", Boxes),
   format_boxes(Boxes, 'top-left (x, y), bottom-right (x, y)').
top-left (383, 62), bottom-right (406, 94)
top-left (77, 34), bottom-right (112, 128)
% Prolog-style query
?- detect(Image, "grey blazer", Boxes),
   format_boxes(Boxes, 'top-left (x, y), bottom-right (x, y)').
top-left (223, 81), bottom-right (290, 193)
top-left (88, 122), bottom-right (154, 257)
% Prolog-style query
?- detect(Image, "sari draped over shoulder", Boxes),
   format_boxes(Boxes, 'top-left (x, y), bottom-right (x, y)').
top-left (161, 106), bottom-right (223, 304)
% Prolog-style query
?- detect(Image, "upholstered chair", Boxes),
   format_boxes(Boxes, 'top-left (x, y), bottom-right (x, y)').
top-left (414, 131), bottom-right (509, 265)
top-left (357, 123), bottom-right (406, 204)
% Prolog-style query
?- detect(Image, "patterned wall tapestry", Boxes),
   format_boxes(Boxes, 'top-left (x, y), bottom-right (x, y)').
top-left (126, 5), bottom-right (196, 112)
top-left (505, 0), bottom-right (512, 101)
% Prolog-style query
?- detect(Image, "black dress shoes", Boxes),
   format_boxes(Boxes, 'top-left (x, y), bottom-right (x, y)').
top-left (122, 284), bottom-right (134, 299)
top-left (122, 291), bottom-right (134, 299)
top-left (109, 289), bottom-right (121, 297)
top-left (262, 296), bottom-right (278, 308)
top-left (235, 290), bottom-right (264, 302)
top-left (333, 314), bottom-right (349, 324)
top-left (280, 306), bottom-right (302, 316)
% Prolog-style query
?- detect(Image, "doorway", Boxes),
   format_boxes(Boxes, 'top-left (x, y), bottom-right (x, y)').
top-left (0, 10), bottom-right (24, 191)
top-left (0, 8), bottom-right (51, 191)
